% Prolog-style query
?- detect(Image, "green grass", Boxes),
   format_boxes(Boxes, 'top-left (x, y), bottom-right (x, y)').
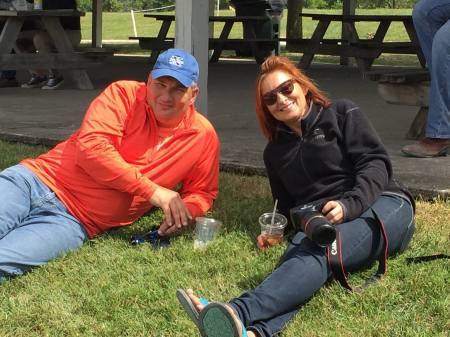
top-left (80, 8), bottom-right (414, 41)
top-left (79, 8), bottom-right (421, 67)
top-left (0, 139), bottom-right (448, 337)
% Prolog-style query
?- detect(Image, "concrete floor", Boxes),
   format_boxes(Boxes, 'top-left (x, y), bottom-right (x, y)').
top-left (0, 56), bottom-right (449, 198)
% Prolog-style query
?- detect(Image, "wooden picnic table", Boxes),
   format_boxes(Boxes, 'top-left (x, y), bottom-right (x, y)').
top-left (130, 14), bottom-right (278, 64)
top-left (0, 9), bottom-right (111, 89)
top-left (283, 13), bottom-right (425, 72)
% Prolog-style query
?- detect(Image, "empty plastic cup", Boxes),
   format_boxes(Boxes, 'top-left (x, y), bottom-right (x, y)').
top-left (193, 217), bottom-right (222, 250)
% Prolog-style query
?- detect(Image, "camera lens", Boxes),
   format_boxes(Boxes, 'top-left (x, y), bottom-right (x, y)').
top-left (302, 213), bottom-right (336, 247)
top-left (307, 217), bottom-right (336, 247)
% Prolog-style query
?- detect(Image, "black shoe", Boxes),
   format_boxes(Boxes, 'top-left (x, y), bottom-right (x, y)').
top-left (21, 75), bottom-right (48, 88)
top-left (41, 76), bottom-right (64, 90)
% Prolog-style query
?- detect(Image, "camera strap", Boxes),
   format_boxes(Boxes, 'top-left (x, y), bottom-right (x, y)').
top-left (326, 209), bottom-right (388, 292)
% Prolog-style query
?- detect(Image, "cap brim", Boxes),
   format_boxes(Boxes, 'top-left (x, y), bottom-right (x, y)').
top-left (151, 68), bottom-right (193, 87)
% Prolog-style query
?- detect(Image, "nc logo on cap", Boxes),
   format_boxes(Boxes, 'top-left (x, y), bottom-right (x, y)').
top-left (169, 55), bottom-right (184, 67)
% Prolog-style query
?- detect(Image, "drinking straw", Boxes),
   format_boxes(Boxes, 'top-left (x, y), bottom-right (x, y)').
top-left (270, 199), bottom-right (278, 226)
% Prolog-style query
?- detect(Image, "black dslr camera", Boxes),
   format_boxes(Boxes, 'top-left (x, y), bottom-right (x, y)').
top-left (290, 200), bottom-right (336, 247)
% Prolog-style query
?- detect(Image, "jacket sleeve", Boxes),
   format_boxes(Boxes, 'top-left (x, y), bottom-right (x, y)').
top-left (74, 81), bottom-right (157, 200)
top-left (336, 100), bottom-right (391, 221)
top-left (180, 128), bottom-right (220, 219)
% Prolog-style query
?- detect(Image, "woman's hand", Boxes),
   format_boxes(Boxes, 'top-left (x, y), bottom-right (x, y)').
top-left (322, 200), bottom-right (344, 225)
top-left (256, 234), bottom-right (270, 251)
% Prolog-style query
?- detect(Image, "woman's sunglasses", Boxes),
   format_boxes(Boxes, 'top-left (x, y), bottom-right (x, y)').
top-left (262, 79), bottom-right (295, 106)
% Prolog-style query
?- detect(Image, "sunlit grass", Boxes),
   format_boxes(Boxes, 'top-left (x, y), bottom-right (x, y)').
top-left (0, 139), bottom-right (448, 337)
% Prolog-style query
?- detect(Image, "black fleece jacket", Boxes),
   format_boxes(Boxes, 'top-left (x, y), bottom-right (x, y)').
top-left (263, 99), bottom-right (413, 226)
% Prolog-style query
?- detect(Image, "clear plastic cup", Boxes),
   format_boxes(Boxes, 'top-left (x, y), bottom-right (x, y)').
top-left (193, 217), bottom-right (222, 250)
top-left (259, 212), bottom-right (287, 247)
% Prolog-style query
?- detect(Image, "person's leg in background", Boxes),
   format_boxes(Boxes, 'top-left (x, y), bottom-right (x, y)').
top-left (15, 29), bottom-right (48, 88)
top-left (33, 29), bottom-right (81, 90)
top-left (0, 165), bottom-right (88, 284)
top-left (402, 0), bottom-right (450, 157)
top-left (425, 20), bottom-right (450, 140)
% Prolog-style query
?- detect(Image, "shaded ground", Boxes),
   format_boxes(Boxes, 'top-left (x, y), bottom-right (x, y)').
top-left (0, 56), bottom-right (448, 198)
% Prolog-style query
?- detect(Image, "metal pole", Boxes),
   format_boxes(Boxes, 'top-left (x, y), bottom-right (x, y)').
top-left (131, 10), bottom-right (137, 37)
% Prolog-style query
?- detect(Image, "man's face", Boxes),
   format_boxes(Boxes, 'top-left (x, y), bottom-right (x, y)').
top-left (146, 75), bottom-right (198, 125)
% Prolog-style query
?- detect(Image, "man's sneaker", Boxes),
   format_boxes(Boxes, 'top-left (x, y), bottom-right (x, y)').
top-left (41, 76), bottom-right (64, 90)
top-left (21, 75), bottom-right (48, 88)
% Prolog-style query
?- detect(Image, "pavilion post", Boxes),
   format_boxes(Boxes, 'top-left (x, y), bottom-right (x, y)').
top-left (340, 0), bottom-right (356, 66)
top-left (92, 0), bottom-right (103, 48)
top-left (175, 0), bottom-right (209, 115)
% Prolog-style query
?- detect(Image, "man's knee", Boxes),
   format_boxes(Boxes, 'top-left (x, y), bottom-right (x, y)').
top-left (433, 23), bottom-right (450, 50)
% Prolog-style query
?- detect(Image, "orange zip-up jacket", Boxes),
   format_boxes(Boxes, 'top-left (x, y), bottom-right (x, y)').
top-left (21, 81), bottom-right (220, 238)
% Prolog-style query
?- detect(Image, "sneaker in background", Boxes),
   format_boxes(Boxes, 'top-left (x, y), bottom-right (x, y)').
top-left (21, 75), bottom-right (48, 88)
top-left (41, 76), bottom-right (64, 90)
top-left (0, 78), bottom-right (19, 88)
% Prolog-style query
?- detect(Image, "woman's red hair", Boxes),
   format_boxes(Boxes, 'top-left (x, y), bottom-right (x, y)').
top-left (255, 56), bottom-right (331, 142)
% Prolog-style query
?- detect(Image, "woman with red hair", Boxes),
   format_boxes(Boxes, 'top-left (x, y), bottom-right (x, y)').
top-left (178, 56), bottom-right (415, 337)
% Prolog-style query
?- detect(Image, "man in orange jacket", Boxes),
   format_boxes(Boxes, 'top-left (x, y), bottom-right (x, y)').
top-left (0, 48), bottom-right (220, 282)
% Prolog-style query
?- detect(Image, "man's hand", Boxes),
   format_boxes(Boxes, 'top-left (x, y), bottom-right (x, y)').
top-left (322, 200), bottom-right (344, 225)
top-left (150, 186), bottom-right (192, 236)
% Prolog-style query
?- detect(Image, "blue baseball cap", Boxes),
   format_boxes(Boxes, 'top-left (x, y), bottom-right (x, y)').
top-left (151, 48), bottom-right (199, 87)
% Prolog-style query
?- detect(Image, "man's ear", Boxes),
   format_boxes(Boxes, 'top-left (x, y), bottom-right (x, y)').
top-left (189, 86), bottom-right (199, 105)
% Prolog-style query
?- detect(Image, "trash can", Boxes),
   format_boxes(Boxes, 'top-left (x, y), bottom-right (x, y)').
top-left (229, 0), bottom-right (273, 57)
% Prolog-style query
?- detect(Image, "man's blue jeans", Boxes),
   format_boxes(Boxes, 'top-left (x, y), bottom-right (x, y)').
top-left (413, 0), bottom-right (450, 138)
top-left (0, 165), bottom-right (88, 283)
top-left (229, 194), bottom-right (415, 337)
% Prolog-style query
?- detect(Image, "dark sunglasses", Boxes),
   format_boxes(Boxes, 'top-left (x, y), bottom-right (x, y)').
top-left (262, 79), bottom-right (295, 106)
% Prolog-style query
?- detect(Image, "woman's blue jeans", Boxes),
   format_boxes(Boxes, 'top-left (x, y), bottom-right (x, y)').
top-left (413, 0), bottom-right (450, 138)
top-left (229, 194), bottom-right (415, 337)
top-left (0, 165), bottom-right (88, 283)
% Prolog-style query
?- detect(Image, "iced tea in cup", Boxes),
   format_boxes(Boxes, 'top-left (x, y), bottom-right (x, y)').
top-left (259, 212), bottom-right (288, 247)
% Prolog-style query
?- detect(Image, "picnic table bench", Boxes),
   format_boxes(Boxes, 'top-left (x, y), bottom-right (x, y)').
top-left (365, 69), bottom-right (430, 140)
top-left (283, 13), bottom-right (425, 72)
top-left (0, 9), bottom-right (112, 89)
top-left (130, 14), bottom-right (278, 64)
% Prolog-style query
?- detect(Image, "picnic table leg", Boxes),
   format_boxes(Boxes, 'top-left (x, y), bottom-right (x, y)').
top-left (299, 19), bottom-right (330, 69)
top-left (149, 20), bottom-right (173, 64)
top-left (406, 106), bottom-right (427, 140)
top-left (403, 20), bottom-right (426, 68)
top-left (0, 18), bottom-right (24, 54)
top-left (42, 17), bottom-right (93, 90)
top-left (210, 21), bottom-right (233, 63)
top-left (361, 20), bottom-right (391, 69)
top-left (343, 21), bottom-right (373, 72)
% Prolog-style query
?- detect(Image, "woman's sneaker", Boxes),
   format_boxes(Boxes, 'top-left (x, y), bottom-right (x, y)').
top-left (41, 76), bottom-right (64, 90)
top-left (21, 75), bottom-right (48, 88)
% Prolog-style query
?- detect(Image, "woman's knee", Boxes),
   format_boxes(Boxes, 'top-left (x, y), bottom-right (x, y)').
top-left (376, 195), bottom-right (415, 255)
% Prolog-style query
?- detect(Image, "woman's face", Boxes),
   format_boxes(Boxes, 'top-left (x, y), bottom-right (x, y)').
top-left (260, 71), bottom-right (308, 130)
